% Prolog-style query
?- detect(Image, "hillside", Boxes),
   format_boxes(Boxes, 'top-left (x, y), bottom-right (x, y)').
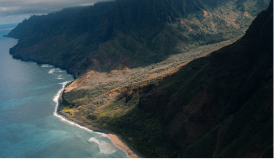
top-left (77, 1), bottom-right (274, 158)
top-left (7, 0), bottom-right (270, 77)
top-left (58, 0), bottom-right (273, 157)
top-left (6, 0), bottom-right (273, 158)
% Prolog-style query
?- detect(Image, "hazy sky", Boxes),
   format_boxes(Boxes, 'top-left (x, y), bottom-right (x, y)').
top-left (0, 0), bottom-right (112, 24)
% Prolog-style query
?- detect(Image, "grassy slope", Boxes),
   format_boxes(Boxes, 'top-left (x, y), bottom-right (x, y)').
top-left (86, 2), bottom-right (273, 157)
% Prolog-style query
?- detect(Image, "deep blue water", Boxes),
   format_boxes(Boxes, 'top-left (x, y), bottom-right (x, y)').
top-left (0, 24), bottom-right (128, 158)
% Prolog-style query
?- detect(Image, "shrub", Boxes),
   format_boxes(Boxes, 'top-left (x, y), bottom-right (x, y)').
top-left (87, 114), bottom-right (97, 120)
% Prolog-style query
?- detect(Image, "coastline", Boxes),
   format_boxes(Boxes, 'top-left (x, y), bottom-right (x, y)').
top-left (8, 36), bottom-right (242, 158)
top-left (5, 35), bottom-right (143, 157)
top-left (54, 81), bottom-right (144, 158)
top-left (51, 37), bottom-right (242, 158)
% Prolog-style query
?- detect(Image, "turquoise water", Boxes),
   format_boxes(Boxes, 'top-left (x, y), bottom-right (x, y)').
top-left (0, 24), bottom-right (128, 158)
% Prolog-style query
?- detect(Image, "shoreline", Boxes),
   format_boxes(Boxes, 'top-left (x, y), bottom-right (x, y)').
top-left (4, 36), bottom-right (143, 158)
top-left (7, 36), bottom-right (242, 158)
top-left (54, 81), bottom-right (144, 158)
top-left (51, 37), bottom-right (242, 158)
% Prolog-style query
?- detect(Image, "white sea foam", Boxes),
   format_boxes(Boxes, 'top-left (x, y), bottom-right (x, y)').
top-left (99, 140), bottom-right (116, 154)
top-left (52, 81), bottom-right (110, 134)
top-left (57, 75), bottom-right (63, 79)
top-left (48, 69), bottom-right (55, 74)
top-left (88, 137), bottom-right (100, 145)
top-left (53, 81), bottom-right (93, 133)
top-left (49, 68), bottom-right (65, 74)
top-left (53, 80), bottom-right (129, 157)
top-left (88, 138), bottom-right (116, 154)
top-left (41, 64), bottom-right (53, 67)
top-left (55, 68), bottom-right (65, 72)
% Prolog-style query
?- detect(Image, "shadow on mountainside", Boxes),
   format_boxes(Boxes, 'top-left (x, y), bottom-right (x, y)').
top-left (6, 0), bottom-right (271, 77)
top-left (5, 1), bottom-right (273, 156)
top-left (114, 2), bottom-right (273, 157)
top-left (59, 1), bottom-right (273, 157)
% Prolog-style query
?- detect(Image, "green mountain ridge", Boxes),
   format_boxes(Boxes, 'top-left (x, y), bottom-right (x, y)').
top-left (96, 1), bottom-right (272, 157)
top-left (5, 0), bottom-right (273, 158)
top-left (7, 0), bottom-right (270, 77)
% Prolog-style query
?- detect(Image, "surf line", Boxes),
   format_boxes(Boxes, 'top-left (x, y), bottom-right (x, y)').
top-left (52, 81), bottom-right (129, 157)
top-left (53, 81), bottom-right (103, 134)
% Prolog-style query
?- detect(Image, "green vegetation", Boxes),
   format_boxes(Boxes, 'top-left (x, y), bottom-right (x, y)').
top-left (6, 0), bottom-right (273, 158)
top-left (87, 114), bottom-right (97, 120)
top-left (86, 3), bottom-right (273, 157)
top-left (109, 107), bottom-right (178, 158)
top-left (7, 0), bottom-right (261, 77)
top-left (63, 105), bottom-right (74, 116)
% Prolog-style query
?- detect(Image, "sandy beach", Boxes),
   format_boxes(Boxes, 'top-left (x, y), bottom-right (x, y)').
top-left (108, 133), bottom-right (144, 158)
top-left (57, 113), bottom-right (143, 158)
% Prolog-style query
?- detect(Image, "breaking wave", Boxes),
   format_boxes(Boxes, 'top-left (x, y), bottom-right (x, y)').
top-left (99, 140), bottom-right (116, 154)
top-left (52, 82), bottom-right (109, 135)
top-left (53, 81), bottom-right (93, 133)
top-left (88, 137), bottom-right (100, 145)
top-left (48, 68), bottom-right (65, 74)
top-left (88, 137), bottom-right (116, 154)
top-left (53, 80), bottom-right (129, 157)
top-left (57, 75), bottom-right (63, 79)
top-left (41, 64), bottom-right (53, 68)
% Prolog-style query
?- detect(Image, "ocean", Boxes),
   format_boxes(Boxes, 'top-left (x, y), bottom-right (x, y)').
top-left (0, 24), bottom-right (128, 158)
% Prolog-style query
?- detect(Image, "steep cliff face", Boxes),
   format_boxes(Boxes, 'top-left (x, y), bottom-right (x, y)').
top-left (57, 1), bottom-right (273, 157)
top-left (7, 0), bottom-right (270, 77)
top-left (126, 1), bottom-right (273, 157)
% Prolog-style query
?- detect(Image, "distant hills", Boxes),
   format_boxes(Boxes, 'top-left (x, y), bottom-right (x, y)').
top-left (6, 0), bottom-right (273, 158)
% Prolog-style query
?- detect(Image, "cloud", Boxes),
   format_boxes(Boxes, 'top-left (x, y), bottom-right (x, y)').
top-left (0, 0), bottom-right (113, 16)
